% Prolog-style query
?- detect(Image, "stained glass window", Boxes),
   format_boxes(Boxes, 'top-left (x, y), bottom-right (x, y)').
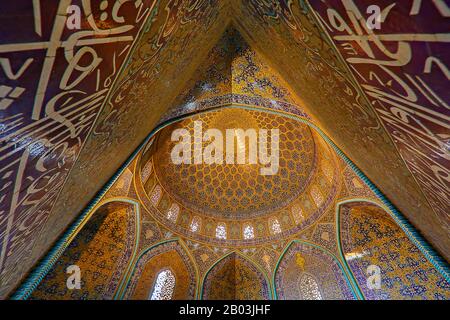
top-left (243, 223), bottom-right (254, 239)
top-left (216, 222), bottom-right (227, 239)
top-left (150, 185), bottom-right (162, 206)
top-left (149, 269), bottom-right (175, 300)
top-left (270, 218), bottom-right (281, 235)
top-left (166, 203), bottom-right (180, 223)
top-left (291, 204), bottom-right (304, 225)
top-left (190, 216), bottom-right (201, 233)
top-left (310, 186), bottom-right (324, 207)
top-left (299, 273), bottom-right (322, 300)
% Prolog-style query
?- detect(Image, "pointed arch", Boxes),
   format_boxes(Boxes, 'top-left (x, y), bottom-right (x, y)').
top-left (141, 104), bottom-right (450, 264)
top-left (336, 199), bottom-right (450, 300)
top-left (28, 198), bottom-right (141, 300)
top-left (119, 238), bottom-right (199, 300)
top-left (273, 239), bottom-right (360, 300)
top-left (200, 251), bottom-right (272, 300)
top-left (298, 272), bottom-right (323, 300)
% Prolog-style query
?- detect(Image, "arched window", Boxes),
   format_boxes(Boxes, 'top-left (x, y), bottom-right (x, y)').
top-left (216, 222), bottom-right (227, 240)
top-left (150, 185), bottom-right (162, 206)
top-left (243, 223), bottom-right (254, 239)
top-left (299, 273), bottom-right (322, 300)
top-left (190, 216), bottom-right (201, 233)
top-left (291, 204), bottom-right (304, 225)
top-left (166, 203), bottom-right (180, 223)
top-left (310, 186), bottom-right (324, 207)
top-left (149, 269), bottom-right (176, 300)
top-left (269, 218), bottom-right (282, 235)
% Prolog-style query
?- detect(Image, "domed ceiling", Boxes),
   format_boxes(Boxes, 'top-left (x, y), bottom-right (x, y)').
top-left (153, 108), bottom-right (316, 218)
top-left (139, 108), bottom-right (339, 246)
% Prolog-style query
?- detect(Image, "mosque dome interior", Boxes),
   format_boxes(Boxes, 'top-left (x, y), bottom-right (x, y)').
top-left (0, 1), bottom-right (448, 301)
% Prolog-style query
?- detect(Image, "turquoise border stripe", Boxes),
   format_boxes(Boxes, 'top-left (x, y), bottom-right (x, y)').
top-left (10, 0), bottom-right (163, 300)
top-left (12, 104), bottom-right (449, 299)
top-left (335, 203), bottom-right (363, 299)
top-left (10, 117), bottom-right (185, 300)
top-left (115, 239), bottom-right (178, 300)
top-left (230, 104), bottom-right (450, 282)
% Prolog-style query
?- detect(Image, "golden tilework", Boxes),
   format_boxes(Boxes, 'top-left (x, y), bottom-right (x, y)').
top-left (123, 242), bottom-right (196, 300)
top-left (275, 242), bottom-right (355, 300)
top-left (30, 203), bottom-right (135, 300)
top-left (17, 14), bottom-right (450, 300)
top-left (340, 202), bottom-right (450, 300)
top-left (154, 108), bottom-right (316, 217)
top-left (139, 108), bottom-right (341, 246)
top-left (3, 0), bottom-right (450, 299)
top-left (202, 253), bottom-right (270, 300)
top-left (161, 27), bottom-right (311, 123)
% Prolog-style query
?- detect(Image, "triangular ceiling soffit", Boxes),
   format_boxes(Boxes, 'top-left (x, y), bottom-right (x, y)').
top-left (161, 27), bottom-right (311, 122)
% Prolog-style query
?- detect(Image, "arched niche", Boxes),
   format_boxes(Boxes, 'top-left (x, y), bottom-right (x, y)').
top-left (274, 241), bottom-right (356, 300)
top-left (201, 252), bottom-right (271, 300)
top-left (30, 200), bottom-right (139, 299)
top-left (338, 200), bottom-right (449, 300)
top-left (121, 240), bottom-right (197, 300)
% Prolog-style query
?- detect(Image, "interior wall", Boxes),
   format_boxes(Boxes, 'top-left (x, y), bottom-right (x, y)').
top-left (310, 0), bottom-right (450, 239)
top-left (30, 1), bottom-right (230, 296)
top-left (233, 0), bottom-right (449, 259)
top-left (0, 0), bottom-right (154, 297)
top-left (339, 201), bottom-right (450, 300)
top-left (0, 0), bottom-right (229, 298)
top-left (274, 241), bottom-right (356, 300)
